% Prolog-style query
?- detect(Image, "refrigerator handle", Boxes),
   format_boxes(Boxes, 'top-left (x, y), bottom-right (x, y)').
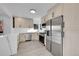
top-left (62, 31), bottom-right (64, 38)
top-left (62, 21), bottom-right (64, 28)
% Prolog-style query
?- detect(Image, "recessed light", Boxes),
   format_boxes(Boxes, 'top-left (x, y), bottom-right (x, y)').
top-left (30, 9), bottom-right (36, 14)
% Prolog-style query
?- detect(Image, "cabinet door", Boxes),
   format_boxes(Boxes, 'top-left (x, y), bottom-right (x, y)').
top-left (29, 20), bottom-right (33, 28)
top-left (25, 34), bottom-right (30, 40)
top-left (19, 34), bottom-right (26, 42)
top-left (32, 33), bottom-right (39, 40)
top-left (54, 4), bottom-right (64, 17)
top-left (17, 35), bottom-right (19, 49)
top-left (14, 17), bottom-right (33, 28)
top-left (26, 20), bottom-right (29, 28)
top-left (45, 12), bottom-right (53, 22)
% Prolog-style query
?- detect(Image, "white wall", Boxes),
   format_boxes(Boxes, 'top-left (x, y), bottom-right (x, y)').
top-left (1, 15), bottom-right (17, 55)
top-left (3, 16), bottom-right (12, 34)
top-left (63, 4), bottom-right (79, 56)
top-left (0, 35), bottom-right (11, 56)
top-left (0, 4), bottom-right (17, 55)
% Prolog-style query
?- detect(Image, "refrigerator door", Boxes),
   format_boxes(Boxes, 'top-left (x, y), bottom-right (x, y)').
top-left (46, 36), bottom-right (51, 51)
top-left (51, 15), bottom-right (63, 56)
top-left (46, 20), bottom-right (51, 52)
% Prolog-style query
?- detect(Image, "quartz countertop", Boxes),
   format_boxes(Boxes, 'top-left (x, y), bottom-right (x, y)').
top-left (12, 28), bottom-right (38, 33)
top-left (0, 34), bottom-right (7, 38)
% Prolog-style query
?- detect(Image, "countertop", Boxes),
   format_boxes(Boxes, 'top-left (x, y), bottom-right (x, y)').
top-left (12, 28), bottom-right (39, 33)
top-left (0, 34), bottom-right (7, 38)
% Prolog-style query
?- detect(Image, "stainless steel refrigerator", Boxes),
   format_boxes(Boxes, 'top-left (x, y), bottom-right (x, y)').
top-left (46, 15), bottom-right (64, 56)
top-left (46, 20), bottom-right (51, 52)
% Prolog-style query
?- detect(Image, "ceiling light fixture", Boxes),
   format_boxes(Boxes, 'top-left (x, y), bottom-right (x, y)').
top-left (30, 9), bottom-right (36, 14)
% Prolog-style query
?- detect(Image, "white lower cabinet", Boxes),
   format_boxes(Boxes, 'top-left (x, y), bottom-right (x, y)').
top-left (19, 33), bottom-right (31, 42)
top-left (19, 33), bottom-right (26, 42)
top-left (32, 33), bottom-right (39, 40)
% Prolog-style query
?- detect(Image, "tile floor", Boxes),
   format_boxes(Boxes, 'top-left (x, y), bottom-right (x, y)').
top-left (17, 40), bottom-right (52, 56)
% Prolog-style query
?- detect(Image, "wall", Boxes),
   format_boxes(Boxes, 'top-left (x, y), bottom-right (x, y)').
top-left (31, 33), bottom-right (39, 40)
top-left (0, 35), bottom-right (11, 56)
top-left (63, 4), bottom-right (79, 56)
top-left (0, 4), bottom-right (17, 55)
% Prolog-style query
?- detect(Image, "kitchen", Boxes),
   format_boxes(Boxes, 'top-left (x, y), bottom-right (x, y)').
top-left (0, 3), bottom-right (79, 56)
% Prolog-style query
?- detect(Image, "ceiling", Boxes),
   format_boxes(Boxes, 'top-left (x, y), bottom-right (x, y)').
top-left (2, 3), bottom-right (56, 19)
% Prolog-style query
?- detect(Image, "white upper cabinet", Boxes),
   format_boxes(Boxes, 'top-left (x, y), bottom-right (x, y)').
top-left (14, 17), bottom-right (33, 28)
top-left (41, 16), bottom-right (46, 23)
top-left (41, 4), bottom-right (64, 23)
top-left (53, 4), bottom-right (64, 17)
